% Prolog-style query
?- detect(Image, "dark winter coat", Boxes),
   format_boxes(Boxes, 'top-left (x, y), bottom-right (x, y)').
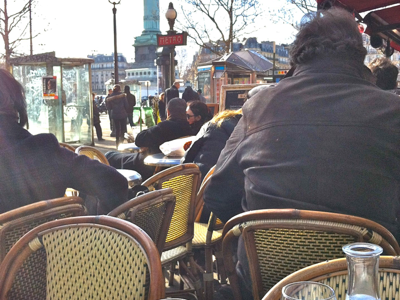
top-left (183, 115), bottom-right (241, 179)
top-left (106, 118), bottom-right (192, 180)
top-left (165, 85), bottom-right (180, 104)
top-left (182, 86), bottom-right (200, 102)
top-left (126, 92), bottom-right (136, 114)
top-left (0, 116), bottom-right (128, 214)
top-left (204, 57), bottom-right (400, 241)
top-left (93, 101), bottom-right (101, 125)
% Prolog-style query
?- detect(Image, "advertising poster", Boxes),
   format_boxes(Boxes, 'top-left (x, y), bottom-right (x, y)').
top-left (42, 76), bottom-right (58, 99)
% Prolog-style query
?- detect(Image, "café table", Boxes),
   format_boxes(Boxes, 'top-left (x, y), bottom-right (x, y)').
top-left (116, 169), bottom-right (142, 188)
top-left (143, 153), bottom-right (182, 173)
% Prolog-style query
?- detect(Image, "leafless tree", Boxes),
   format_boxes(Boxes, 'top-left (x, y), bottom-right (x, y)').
top-left (178, 0), bottom-right (261, 55)
top-left (269, 0), bottom-right (317, 30)
top-left (0, 0), bottom-right (39, 69)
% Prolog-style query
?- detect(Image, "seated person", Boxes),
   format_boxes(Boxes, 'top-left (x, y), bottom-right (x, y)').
top-left (182, 109), bottom-right (242, 222)
top-left (183, 109), bottom-right (242, 179)
top-left (204, 8), bottom-right (400, 299)
top-left (186, 100), bottom-right (212, 135)
top-left (106, 98), bottom-right (192, 180)
top-left (0, 69), bottom-right (128, 214)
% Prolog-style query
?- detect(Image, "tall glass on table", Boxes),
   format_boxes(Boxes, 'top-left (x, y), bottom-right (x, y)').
top-left (342, 243), bottom-right (383, 300)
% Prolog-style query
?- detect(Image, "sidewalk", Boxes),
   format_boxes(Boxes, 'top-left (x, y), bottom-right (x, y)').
top-left (91, 113), bottom-right (119, 154)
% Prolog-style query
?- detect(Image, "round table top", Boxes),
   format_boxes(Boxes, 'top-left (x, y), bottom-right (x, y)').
top-left (143, 153), bottom-right (182, 167)
top-left (116, 169), bottom-right (142, 188)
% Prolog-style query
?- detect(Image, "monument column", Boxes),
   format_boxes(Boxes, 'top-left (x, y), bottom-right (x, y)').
top-left (143, 0), bottom-right (160, 33)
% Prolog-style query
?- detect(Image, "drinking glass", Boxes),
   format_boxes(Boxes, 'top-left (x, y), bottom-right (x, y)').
top-left (282, 281), bottom-right (337, 300)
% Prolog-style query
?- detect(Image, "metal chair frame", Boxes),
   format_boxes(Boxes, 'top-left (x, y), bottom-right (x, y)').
top-left (222, 209), bottom-right (400, 300)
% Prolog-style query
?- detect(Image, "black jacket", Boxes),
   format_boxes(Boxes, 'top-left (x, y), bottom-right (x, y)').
top-left (126, 92), bottom-right (136, 114)
top-left (136, 118), bottom-right (192, 153)
top-left (183, 116), bottom-right (241, 179)
top-left (182, 87), bottom-right (200, 102)
top-left (165, 85), bottom-right (179, 104)
top-left (204, 57), bottom-right (400, 239)
top-left (106, 118), bottom-right (192, 180)
top-left (0, 116), bottom-right (127, 214)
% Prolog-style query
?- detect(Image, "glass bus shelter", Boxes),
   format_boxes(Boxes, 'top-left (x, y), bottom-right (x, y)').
top-left (10, 52), bottom-right (94, 145)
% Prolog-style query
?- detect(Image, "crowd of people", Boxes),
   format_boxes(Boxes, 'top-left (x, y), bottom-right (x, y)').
top-left (1, 5), bottom-right (400, 300)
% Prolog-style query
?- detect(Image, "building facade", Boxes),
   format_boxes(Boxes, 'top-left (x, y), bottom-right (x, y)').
top-left (88, 53), bottom-right (129, 95)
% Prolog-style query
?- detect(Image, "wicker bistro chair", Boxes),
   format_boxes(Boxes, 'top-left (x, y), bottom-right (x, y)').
top-left (0, 197), bottom-right (86, 300)
top-left (0, 196), bottom-right (86, 262)
top-left (191, 166), bottom-right (227, 299)
top-left (108, 188), bottom-right (176, 255)
top-left (75, 145), bottom-right (110, 165)
top-left (0, 215), bottom-right (165, 300)
top-left (141, 164), bottom-right (203, 299)
top-left (222, 209), bottom-right (400, 300)
top-left (59, 142), bottom-right (76, 152)
top-left (263, 256), bottom-right (400, 300)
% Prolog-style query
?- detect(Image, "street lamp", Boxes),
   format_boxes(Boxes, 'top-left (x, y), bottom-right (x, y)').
top-left (166, 2), bottom-right (177, 86)
top-left (166, 2), bottom-right (177, 34)
top-left (109, 0), bottom-right (121, 84)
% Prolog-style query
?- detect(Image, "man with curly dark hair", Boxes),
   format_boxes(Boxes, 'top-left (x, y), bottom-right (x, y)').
top-left (204, 7), bottom-right (400, 299)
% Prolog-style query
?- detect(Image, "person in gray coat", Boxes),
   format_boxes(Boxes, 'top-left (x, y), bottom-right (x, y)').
top-left (106, 85), bottom-right (129, 148)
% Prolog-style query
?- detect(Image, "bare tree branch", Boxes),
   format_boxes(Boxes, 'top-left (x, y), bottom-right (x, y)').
top-left (179, 0), bottom-right (260, 55)
top-left (0, 0), bottom-right (44, 68)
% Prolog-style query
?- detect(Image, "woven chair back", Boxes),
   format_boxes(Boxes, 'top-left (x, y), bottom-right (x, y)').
top-left (0, 197), bottom-right (86, 300)
top-left (75, 145), bottom-right (110, 165)
top-left (59, 143), bottom-right (76, 152)
top-left (263, 256), bottom-right (400, 300)
top-left (142, 164), bottom-right (201, 251)
top-left (108, 188), bottom-right (176, 254)
top-left (0, 216), bottom-right (164, 300)
top-left (222, 209), bottom-right (400, 300)
top-left (0, 196), bottom-right (85, 262)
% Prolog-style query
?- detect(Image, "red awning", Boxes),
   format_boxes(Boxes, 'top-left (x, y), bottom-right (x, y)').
top-left (331, 0), bottom-right (400, 51)
top-left (336, 0), bottom-right (399, 13)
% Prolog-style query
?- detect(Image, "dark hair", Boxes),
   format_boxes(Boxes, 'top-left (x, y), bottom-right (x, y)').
top-left (188, 100), bottom-right (211, 121)
top-left (113, 84), bottom-right (121, 92)
top-left (0, 69), bottom-right (27, 127)
top-left (124, 85), bottom-right (130, 93)
top-left (167, 97), bottom-right (187, 120)
top-left (369, 58), bottom-right (399, 90)
top-left (290, 8), bottom-right (367, 67)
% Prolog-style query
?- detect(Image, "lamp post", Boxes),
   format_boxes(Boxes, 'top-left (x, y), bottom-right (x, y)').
top-left (109, 0), bottom-right (121, 84)
top-left (165, 2), bottom-right (177, 88)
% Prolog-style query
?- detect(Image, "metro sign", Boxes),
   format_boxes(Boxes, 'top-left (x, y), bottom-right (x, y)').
top-left (157, 32), bottom-right (188, 47)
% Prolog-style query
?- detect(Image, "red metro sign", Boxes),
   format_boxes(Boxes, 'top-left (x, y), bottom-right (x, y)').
top-left (157, 32), bottom-right (188, 47)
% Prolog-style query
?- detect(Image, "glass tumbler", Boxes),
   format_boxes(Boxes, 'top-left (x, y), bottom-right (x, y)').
top-left (282, 281), bottom-right (337, 300)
